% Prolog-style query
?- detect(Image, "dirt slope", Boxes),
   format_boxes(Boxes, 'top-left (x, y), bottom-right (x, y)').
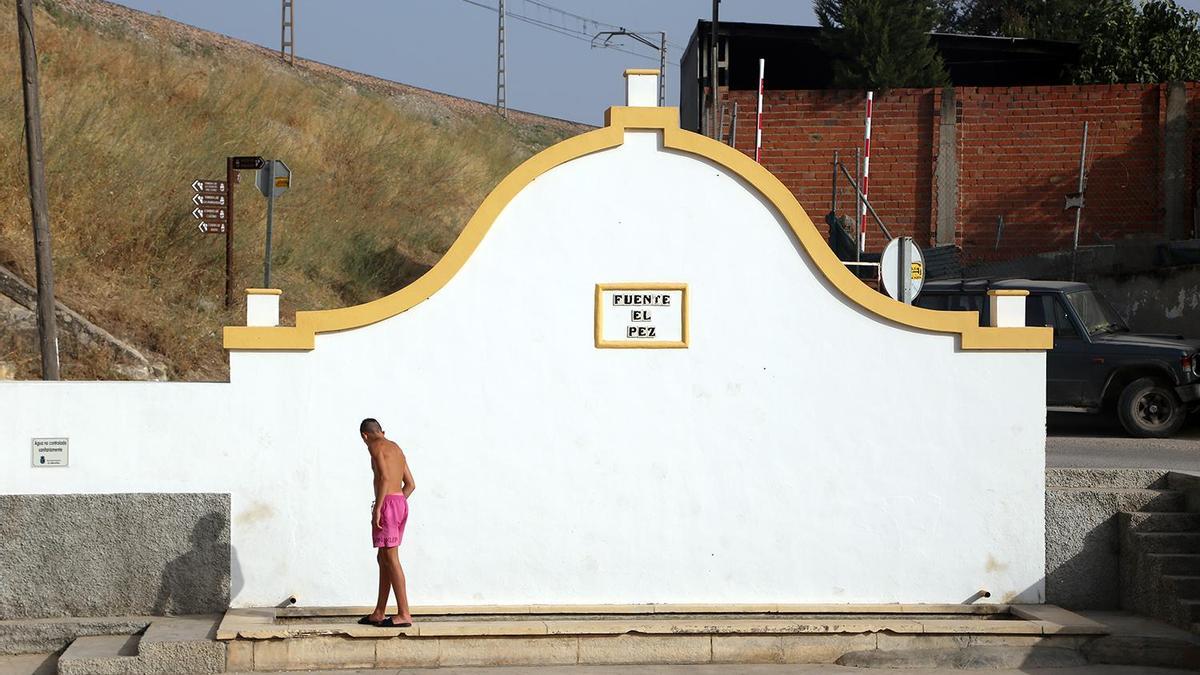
top-left (0, 0), bottom-right (588, 380)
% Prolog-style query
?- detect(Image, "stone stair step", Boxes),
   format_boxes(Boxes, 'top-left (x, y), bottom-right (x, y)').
top-left (1119, 490), bottom-right (1188, 513)
top-left (1145, 554), bottom-right (1200, 575)
top-left (1047, 468), bottom-right (1169, 489)
top-left (136, 615), bottom-right (224, 672)
top-left (1122, 511), bottom-right (1200, 533)
top-left (1164, 575), bottom-right (1200, 600)
top-left (1180, 600), bottom-right (1200, 625)
top-left (0, 652), bottom-right (57, 675)
top-left (1133, 532), bottom-right (1200, 554)
top-left (57, 634), bottom-right (139, 675)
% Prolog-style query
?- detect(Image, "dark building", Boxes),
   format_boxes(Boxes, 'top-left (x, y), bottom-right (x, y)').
top-left (681, 20), bottom-right (1080, 134)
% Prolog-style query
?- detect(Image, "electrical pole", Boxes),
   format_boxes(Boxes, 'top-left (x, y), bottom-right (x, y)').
top-left (497, 0), bottom-right (507, 117)
top-left (659, 33), bottom-right (667, 107)
top-left (710, 0), bottom-right (720, 138)
top-left (16, 0), bottom-right (60, 380)
top-left (281, 0), bottom-right (295, 65)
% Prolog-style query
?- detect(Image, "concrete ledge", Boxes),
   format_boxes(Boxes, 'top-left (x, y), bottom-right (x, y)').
top-left (227, 604), bottom-right (1105, 641)
top-left (216, 604), bottom-right (1108, 670)
top-left (276, 602), bottom-right (1009, 617)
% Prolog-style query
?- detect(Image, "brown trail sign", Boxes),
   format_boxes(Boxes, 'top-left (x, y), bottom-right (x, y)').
top-left (192, 192), bottom-right (226, 206)
top-left (192, 180), bottom-right (226, 193)
top-left (197, 222), bottom-right (226, 234)
top-left (192, 206), bottom-right (226, 222)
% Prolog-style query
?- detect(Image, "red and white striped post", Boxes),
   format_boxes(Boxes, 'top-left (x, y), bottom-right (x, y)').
top-left (754, 58), bottom-right (765, 162)
top-left (859, 90), bottom-right (874, 252)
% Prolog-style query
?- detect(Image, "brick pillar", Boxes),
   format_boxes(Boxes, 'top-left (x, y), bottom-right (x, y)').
top-left (1163, 81), bottom-right (1189, 240)
top-left (935, 86), bottom-right (958, 246)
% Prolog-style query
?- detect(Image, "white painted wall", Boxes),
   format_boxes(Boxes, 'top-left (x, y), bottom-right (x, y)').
top-left (0, 129), bottom-right (1046, 608)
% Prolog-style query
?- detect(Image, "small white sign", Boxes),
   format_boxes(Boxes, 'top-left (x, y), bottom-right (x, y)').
top-left (595, 283), bottom-right (688, 348)
top-left (32, 437), bottom-right (68, 468)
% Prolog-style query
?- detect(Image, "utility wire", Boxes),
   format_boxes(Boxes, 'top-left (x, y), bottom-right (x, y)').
top-left (457, 0), bottom-right (681, 66)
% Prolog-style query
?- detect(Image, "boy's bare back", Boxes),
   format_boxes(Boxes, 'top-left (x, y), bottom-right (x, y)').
top-left (369, 439), bottom-right (407, 495)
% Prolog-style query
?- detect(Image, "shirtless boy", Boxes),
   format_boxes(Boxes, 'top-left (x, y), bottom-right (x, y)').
top-left (358, 418), bottom-right (416, 628)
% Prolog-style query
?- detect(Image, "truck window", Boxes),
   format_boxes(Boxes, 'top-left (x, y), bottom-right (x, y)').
top-left (913, 292), bottom-right (986, 326)
top-left (1026, 295), bottom-right (1078, 338)
top-left (914, 295), bottom-right (947, 310)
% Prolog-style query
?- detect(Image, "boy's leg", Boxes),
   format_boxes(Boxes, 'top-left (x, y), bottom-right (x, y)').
top-left (383, 546), bottom-right (411, 622)
top-left (369, 548), bottom-right (389, 621)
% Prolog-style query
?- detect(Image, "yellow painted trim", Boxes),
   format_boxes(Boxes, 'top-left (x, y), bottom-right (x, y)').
top-left (224, 105), bottom-right (1050, 352)
top-left (245, 288), bottom-right (283, 296)
top-left (595, 283), bottom-right (689, 349)
top-left (623, 68), bottom-right (661, 77)
top-left (988, 289), bottom-right (1030, 297)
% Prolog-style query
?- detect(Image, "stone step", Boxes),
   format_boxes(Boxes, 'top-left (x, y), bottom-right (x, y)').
top-left (835, 646), bottom-right (1086, 669)
top-left (1147, 553), bottom-right (1200, 575)
top-left (136, 615), bottom-right (224, 672)
top-left (218, 605), bottom-right (1108, 671)
top-left (1122, 511), bottom-right (1200, 533)
top-left (55, 616), bottom-right (224, 675)
top-left (0, 616), bottom-right (151, 656)
top-left (1164, 575), bottom-right (1200, 600)
top-left (1180, 600), bottom-right (1200, 626)
top-left (0, 652), bottom-right (57, 675)
top-left (1133, 532), bottom-right (1200, 554)
top-left (57, 634), bottom-right (139, 675)
top-left (1047, 468), bottom-right (1169, 489)
top-left (1118, 489), bottom-right (1188, 513)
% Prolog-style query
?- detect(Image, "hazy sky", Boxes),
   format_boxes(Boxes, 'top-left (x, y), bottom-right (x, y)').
top-left (108, 0), bottom-right (816, 123)
top-left (109, 1), bottom-right (1200, 124)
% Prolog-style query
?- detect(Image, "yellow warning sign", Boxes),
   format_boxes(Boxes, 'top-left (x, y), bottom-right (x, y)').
top-left (911, 262), bottom-right (924, 280)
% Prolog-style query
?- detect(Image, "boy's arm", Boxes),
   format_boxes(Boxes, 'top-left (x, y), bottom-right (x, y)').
top-left (401, 450), bottom-right (416, 499)
top-left (370, 446), bottom-right (390, 527)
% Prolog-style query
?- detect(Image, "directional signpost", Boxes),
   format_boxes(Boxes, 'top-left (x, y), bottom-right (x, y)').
top-left (255, 159), bottom-right (291, 287)
top-left (189, 157), bottom-right (264, 307)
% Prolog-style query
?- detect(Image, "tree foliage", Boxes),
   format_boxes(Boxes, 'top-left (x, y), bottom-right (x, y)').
top-left (938, 0), bottom-right (1200, 83)
top-left (814, 0), bottom-right (949, 90)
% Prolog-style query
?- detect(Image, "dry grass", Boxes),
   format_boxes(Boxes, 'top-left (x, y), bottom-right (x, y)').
top-left (0, 0), bottom-right (581, 380)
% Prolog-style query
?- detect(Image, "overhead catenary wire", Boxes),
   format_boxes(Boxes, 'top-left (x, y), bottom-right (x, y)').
top-left (457, 0), bottom-right (681, 66)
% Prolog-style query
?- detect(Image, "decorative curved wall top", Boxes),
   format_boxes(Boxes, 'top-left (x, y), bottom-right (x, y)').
top-left (224, 107), bottom-right (1051, 351)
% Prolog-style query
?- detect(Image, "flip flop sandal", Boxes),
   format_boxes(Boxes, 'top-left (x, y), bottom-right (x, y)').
top-left (376, 617), bottom-right (412, 628)
top-left (357, 616), bottom-right (379, 625)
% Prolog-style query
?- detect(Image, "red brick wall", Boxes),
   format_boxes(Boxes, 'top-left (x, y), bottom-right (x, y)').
top-left (728, 89), bottom-right (935, 249)
top-left (725, 83), bottom-right (1189, 263)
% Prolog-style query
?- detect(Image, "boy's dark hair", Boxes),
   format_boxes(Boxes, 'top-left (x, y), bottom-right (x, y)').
top-left (359, 418), bottom-right (382, 434)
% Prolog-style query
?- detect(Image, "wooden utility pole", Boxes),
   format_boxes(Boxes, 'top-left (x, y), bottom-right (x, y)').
top-left (16, 0), bottom-right (60, 380)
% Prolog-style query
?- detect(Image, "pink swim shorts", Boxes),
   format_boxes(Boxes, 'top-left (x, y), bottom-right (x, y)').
top-left (372, 493), bottom-right (409, 548)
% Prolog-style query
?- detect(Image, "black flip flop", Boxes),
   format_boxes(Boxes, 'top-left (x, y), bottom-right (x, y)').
top-left (357, 616), bottom-right (378, 625)
top-left (376, 617), bottom-right (412, 628)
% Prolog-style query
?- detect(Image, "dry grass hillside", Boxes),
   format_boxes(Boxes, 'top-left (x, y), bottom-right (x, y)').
top-left (0, 0), bottom-right (587, 380)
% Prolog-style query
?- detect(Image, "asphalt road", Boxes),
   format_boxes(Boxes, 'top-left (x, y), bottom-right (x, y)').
top-left (1047, 412), bottom-right (1200, 470)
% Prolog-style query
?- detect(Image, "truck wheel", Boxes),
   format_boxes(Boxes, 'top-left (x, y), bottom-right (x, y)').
top-left (1117, 377), bottom-right (1186, 438)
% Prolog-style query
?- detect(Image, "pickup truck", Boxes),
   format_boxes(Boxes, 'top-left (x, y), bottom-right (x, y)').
top-left (915, 279), bottom-right (1200, 437)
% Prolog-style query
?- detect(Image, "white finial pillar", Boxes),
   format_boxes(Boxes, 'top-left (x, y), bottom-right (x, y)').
top-left (624, 69), bottom-right (660, 107)
top-left (246, 288), bottom-right (281, 327)
top-left (988, 290), bottom-right (1028, 328)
